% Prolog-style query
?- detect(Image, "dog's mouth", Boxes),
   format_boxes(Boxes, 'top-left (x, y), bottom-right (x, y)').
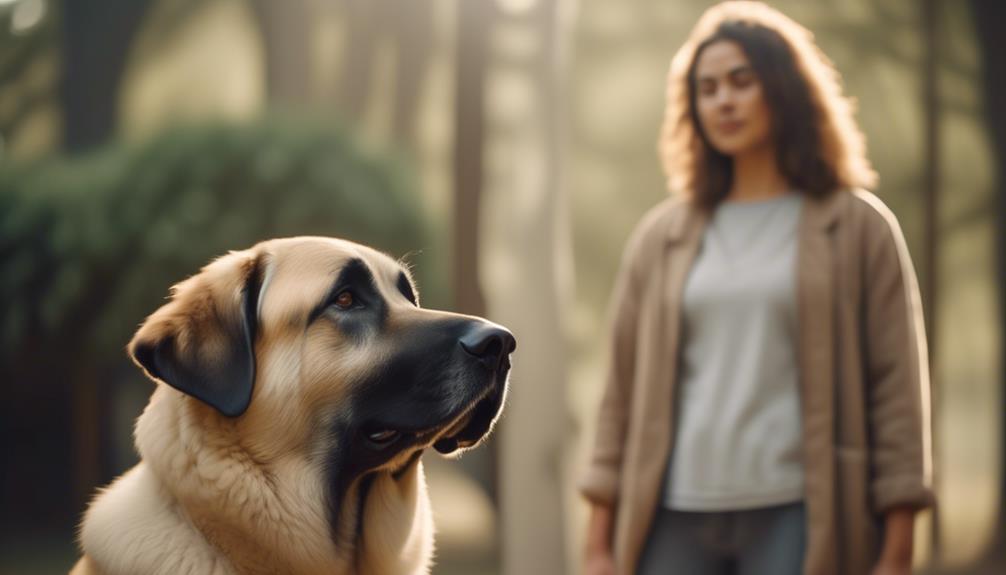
top-left (361, 365), bottom-right (509, 459)
top-left (430, 378), bottom-right (507, 455)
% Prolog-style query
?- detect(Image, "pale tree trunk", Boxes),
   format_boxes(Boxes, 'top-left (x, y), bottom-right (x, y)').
top-left (250, 0), bottom-right (313, 107)
top-left (338, 0), bottom-right (433, 143)
top-left (454, 0), bottom-right (490, 320)
top-left (452, 0), bottom-right (496, 507)
top-left (481, 1), bottom-right (576, 573)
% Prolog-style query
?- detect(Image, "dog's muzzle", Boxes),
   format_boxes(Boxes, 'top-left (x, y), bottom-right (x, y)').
top-left (431, 324), bottom-right (515, 454)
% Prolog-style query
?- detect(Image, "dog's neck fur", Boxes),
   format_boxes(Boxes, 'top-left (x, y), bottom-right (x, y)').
top-left (79, 386), bottom-right (434, 575)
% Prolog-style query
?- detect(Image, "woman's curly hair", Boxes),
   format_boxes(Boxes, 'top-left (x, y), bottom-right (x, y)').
top-left (658, 1), bottom-right (877, 208)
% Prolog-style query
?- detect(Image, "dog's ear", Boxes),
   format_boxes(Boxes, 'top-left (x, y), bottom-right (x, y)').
top-left (128, 250), bottom-right (264, 417)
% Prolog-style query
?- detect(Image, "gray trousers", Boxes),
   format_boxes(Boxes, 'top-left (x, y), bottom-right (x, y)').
top-left (637, 502), bottom-right (806, 575)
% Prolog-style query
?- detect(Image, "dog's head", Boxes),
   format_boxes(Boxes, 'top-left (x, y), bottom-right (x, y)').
top-left (128, 236), bottom-right (514, 501)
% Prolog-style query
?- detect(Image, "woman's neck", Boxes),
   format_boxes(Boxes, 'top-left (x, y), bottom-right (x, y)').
top-left (727, 144), bottom-right (788, 202)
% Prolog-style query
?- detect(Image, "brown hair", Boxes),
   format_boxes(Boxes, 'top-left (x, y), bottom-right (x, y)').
top-left (658, 1), bottom-right (877, 208)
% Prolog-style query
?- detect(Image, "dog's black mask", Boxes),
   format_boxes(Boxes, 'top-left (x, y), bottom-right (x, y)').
top-left (312, 258), bottom-right (515, 535)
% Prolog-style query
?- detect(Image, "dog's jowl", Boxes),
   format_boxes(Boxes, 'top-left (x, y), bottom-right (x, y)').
top-left (71, 237), bottom-right (516, 575)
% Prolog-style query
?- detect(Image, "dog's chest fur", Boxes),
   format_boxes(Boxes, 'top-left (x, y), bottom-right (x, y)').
top-left (77, 390), bottom-right (435, 575)
top-left (78, 465), bottom-right (236, 575)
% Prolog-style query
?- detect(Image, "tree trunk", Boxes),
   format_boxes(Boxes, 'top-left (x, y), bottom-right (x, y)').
top-left (969, 0), bottom-right (1006, 570)
top-left (921, 0), bottom-right (942, 561)
top-left (58, 0), bottom-right (152, 532)
top-left (453, 0), bottom-right (490, 320)
top-left (486, 1), bottom-right (573, 573)
top-left (60, 0), bottom-right (151, 151)
top-left (249, 0), bottom-right (313, 107)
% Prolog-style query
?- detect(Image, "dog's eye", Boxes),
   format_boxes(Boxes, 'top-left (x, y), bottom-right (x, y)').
top-left (366, 430), bottom-right (400, 446)
top-left (333, 291), bottom-right (355, 310)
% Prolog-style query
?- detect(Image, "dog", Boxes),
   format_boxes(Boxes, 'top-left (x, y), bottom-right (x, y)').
top-left (71, 236), bottom-right (515, 575)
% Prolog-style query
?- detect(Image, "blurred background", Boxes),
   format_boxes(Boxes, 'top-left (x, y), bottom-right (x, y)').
top-left (0, 0), bottom-right (1002, 573)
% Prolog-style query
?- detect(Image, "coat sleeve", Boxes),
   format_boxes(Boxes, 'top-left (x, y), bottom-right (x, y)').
top-left (578, 223), bottom-right (649, 506)
top-left (862, 201), bottom-right (936, 513)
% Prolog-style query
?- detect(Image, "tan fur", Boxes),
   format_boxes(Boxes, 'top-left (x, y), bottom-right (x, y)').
top-left (74, 237), bottom-right (507, 575)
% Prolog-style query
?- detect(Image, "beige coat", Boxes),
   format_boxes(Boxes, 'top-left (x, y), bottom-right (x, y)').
top-left (580, 189), bottom-right (935, 575)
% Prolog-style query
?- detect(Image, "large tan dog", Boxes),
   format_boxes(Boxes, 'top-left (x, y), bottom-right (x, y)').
top-left (71, 237), bottom-right (515, 575)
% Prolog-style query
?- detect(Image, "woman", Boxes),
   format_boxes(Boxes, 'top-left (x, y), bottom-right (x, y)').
top-left (580, 2), bottom-right (934, 574)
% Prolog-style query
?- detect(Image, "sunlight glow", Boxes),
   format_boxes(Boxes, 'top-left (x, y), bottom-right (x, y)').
top-left (11, 0), bottom-right (45, 35)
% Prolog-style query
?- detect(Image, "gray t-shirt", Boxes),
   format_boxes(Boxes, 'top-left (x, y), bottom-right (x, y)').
top-left (664, 192), bottom-right (805, 511)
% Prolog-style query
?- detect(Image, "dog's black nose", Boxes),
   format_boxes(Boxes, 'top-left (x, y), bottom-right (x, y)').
top-left (459, 324), bottom-right (516, 371)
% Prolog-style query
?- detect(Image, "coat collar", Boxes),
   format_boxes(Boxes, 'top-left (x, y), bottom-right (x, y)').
top-left (804, 188), bottom-right (845, 232)
top-left (664, 189), bottom-right (846, 244)
top-left (663, 198), bottom-right (707, 246)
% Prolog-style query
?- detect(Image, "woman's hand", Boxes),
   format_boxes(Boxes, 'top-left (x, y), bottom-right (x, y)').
top-left (584, 548), bottom-right (617, 575)
top-left (583, 502), bottom-right (617, 575)
top-left (870, 557), bottom-right (911, 575)
top-left (872, 507), bottom-right (916, 575)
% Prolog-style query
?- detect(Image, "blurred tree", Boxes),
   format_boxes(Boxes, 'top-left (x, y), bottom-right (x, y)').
top-left (250, 0), bottom-right (312, 107)
top-left (970, 0), bottom-right (1006, 570)
top-left (453, 0), bottom-right (490, 321)
top-left (62, 0), bottom-right (321, 151)
top-left (0, 0), bottom-right (58, 154)
top-left (60, 0), bottom-right (153, 151)
top-left (336, 0), bottom-right (434, 143)
top-left (0, 117), bottom-right (440, 535)
top-left (446, 0), bottom-right (494, 520)
top-left (487, 2), bottom-right (573, 572)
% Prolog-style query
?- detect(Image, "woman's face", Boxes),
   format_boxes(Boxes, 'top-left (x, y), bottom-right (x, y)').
top-left (694, 40), bottom-right (773, 157)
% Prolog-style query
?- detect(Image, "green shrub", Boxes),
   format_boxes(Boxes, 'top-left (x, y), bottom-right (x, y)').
top-left (0, 118), bottom-right (445, 370)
